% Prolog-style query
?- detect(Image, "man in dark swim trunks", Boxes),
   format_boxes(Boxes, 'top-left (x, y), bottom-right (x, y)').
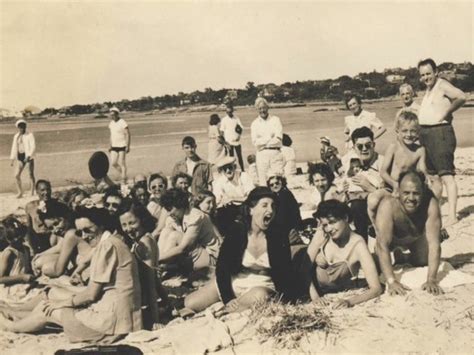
top-left (375, 170), bottom-right (443, 296)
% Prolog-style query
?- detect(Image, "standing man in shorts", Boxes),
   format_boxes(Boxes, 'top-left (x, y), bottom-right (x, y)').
top-left (108, 107), bottom-right (130, 183)
top-left (417, 58), bottom-right (467, 226)
top-left (10, 119), bottom-right (36, 198)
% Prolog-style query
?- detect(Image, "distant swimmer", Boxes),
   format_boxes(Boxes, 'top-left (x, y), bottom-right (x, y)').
top-left (108, 107), bottom-right (131, 183)
top-left (417, 58), bottom-right (467, 226)
top-left (10, 119), bottom-right (36, 198)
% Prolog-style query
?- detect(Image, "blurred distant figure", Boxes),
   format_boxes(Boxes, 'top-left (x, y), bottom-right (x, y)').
top-left (247, 154), bottom-right (259, 186)
top-left (108, 107), bottom-right (130, 183)
top-left (343, 95), bottom-right (386, 149)
top-left (207, 114), bottom-right (227, 165)
top-left (397, 83), bottom-right (420, 118)
top-left (10, 119), bottom-right (36, 198)
top-left (281, 133), bottom-right (297, 178)
top-left (251, 98), bottom-right (284, 185)
top-left (220, 103), bottom-right (245, 171)
top-left (319, 136), bottom-right (342, 175)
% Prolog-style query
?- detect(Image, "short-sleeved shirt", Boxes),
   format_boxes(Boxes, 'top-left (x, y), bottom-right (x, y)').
top-left (344, 110), bottom-right (384, 138)
top-left (220, 115), bottom-right (243, 146)
top-left (108, 119), bottom-right (128, 148)
top-left (212, 172), bottom-right (255, 207)
top-left (182, 208), bottom-right (222, 262)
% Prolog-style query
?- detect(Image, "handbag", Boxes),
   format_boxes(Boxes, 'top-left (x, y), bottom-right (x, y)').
top-left (235, 124), bottom-right (243, 135)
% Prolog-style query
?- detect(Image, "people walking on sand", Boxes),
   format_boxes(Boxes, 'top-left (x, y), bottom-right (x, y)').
top-left (251, 98), bottom-right (285, 186)
top-left (10, 119), bottom-right (36, 198)
top-left (108, 107), bottom-right (130, 183)
top-left (207, 114), bottom-right (227, 165)
top-left (343, 95), bottom-right (386, 149)
top-left (220, 102), bottom-right (245, 171)
top-left (417, 58), bottom-right (467, 226)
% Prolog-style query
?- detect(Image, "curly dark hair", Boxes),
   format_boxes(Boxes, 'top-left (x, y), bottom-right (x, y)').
top-left (74, 207), bottom-right (114, 232)
top-left (307, 162), bottom-right (335, 186)
top-left (159, 188), bottom-right (191, 212)
top-left (314, 199), bottom-right (352, 222)
top-left (38, 199), bottom-right (74, 225)
top-left (0, 216), bottom-right (27, 245)
top-left (171, 172), bottom-right (192, 188)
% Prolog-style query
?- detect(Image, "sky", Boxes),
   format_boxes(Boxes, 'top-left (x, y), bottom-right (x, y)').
top-left (1, 0), bottom-right (472, 110)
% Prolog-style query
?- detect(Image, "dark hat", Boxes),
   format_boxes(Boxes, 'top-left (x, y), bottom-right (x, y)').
top-left (244, 186), bottom-right (276, 206)
top-left (88, 151), bottom-right (110, 179)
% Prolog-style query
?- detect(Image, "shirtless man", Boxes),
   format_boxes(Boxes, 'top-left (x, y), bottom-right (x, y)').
top-left (367, 111), bottom-right (427, 227)
top-left (375, 171), bottom-right (443, 296)
top-left (418, 58), bottom-right (467, 226)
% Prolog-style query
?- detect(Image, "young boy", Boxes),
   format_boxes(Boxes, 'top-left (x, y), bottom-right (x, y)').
top-left (367, 111), bottom-right (428, 229)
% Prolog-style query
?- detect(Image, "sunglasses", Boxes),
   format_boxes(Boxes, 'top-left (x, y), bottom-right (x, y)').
top-left (355, 142), bottom-right (374, 151)
top-left (269, 180), bottom-right (282, 187)
top-left (46, 220), bottom-right (62, 231)
top-left (150, 184), bottom-right (165, 189)
top-left (75, 227), bottom-right (96, 237)
top-left (104, 202), bottom-right (120, 209)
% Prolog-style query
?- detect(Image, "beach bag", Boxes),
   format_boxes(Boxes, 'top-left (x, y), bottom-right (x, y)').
top-left (55, 345), bottom-right (142, 355)
top-left (235, 124), bottom-right (243, 135)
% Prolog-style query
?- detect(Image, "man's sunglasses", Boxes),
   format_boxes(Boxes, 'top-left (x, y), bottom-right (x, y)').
top-left (355, 142), bottom-right (374, 151)
top-left (104, 202), bottom-right (120, 209)
top-left (150, 184), bottom-right (165, 189)
top-left (75, 227), bottom-right (95, 237)
top-left (269, 179), bottom-right (282, 187)
top-left (222, 164), bottom-right (235, 171)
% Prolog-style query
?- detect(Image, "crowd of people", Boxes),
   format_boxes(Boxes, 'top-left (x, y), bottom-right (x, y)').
top-left (1, 58), bottom-right (467, 342)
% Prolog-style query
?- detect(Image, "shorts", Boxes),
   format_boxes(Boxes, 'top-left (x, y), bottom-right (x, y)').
top-left (17, 153), bottom-right (26, 162)
top-left (110, 146), bottom-right (126, 152)
top-left (419, 124), bottom-right (456, 176)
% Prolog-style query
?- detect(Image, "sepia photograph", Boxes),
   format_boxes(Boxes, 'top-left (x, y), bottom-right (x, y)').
top-left (0, 1), bottom-right (473, 354)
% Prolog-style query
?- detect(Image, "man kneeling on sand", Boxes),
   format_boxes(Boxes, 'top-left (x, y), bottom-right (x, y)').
top-left (375, 170), bottom-right (443, 296)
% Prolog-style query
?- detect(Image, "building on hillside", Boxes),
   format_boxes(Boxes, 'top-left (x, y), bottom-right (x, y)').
top-left (386, 75), bottom-right (406, 84)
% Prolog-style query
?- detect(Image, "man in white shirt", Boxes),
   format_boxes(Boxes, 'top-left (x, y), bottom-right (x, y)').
top-left (417, 58), bottom-right (467, 226)
top-left (344, 95), bottom-right (386, 149)
top-left (10, 119), bottom-right (36, 197)
top-left (108, 107), bottom-right (130, 183)
top-left (250, 98), bottom-right (285, 186)
top-left (220, 103), bottom-right (245, 171)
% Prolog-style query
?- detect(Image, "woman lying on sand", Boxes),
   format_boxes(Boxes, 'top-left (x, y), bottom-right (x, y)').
top-left (304, 200), bottom-right (382, 308)
top-left (184, 187), bottom-right (300, 315)
top-left (0, 207), bottom-right (143, 343)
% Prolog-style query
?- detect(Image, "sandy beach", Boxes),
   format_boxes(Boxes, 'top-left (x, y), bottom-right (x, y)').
top-left (0, 147), bottom-right (473, 354)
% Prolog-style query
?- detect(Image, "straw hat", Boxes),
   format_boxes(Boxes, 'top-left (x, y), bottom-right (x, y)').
top-left (216, 156), bottom-right (236, 169)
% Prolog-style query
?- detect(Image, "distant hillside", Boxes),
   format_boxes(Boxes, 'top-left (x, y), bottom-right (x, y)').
top-left (6, 61), bottom-right (473, 119)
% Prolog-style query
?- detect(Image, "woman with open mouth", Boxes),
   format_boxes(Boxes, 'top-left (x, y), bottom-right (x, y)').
top-left (183, 186), bottom-right (300, 316)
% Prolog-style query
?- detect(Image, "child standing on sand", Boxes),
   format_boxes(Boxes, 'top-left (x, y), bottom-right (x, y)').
top-left (367, 111), bottom-right (428, 228)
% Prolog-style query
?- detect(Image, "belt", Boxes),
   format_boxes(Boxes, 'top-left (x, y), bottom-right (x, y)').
top-left (420, 123), bottom-right (450, 128)
top-left (260, 147), bottom-right (281, 151)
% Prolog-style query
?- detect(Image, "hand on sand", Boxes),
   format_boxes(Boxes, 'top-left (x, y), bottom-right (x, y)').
top-left (422, 280), bottom-right (444, 296)
top-left (333, 299), bottom-right (352, 309)
top-left (388, 280), bottom-right (411, 296)
top-left (312, 297), bottom-right (329, 307)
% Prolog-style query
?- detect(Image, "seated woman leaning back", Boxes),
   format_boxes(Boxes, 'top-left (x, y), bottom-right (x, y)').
top-left (184, 186), bottom-right (300, 315)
